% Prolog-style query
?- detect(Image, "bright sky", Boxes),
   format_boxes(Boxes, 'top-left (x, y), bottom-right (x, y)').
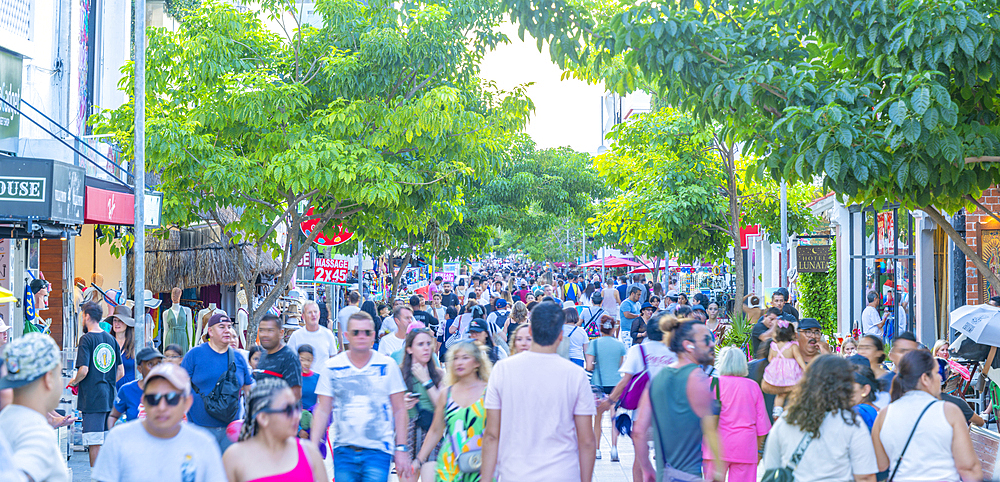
top-left (480, 23), bottom-right (607, 155)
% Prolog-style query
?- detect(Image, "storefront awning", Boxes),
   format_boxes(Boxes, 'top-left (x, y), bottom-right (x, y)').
top-left (0, 157), bottom-right (85, 238)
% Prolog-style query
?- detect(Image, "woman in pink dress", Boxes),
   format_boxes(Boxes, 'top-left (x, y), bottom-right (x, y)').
top-left (703, 347), bottom-right (772, 482)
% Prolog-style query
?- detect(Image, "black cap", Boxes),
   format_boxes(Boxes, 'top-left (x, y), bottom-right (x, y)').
top-left (798, 317), bottom-right (821, 330)
top-left (469, 318), bottom-right (488, 333)
top-left (136, 347), bottom-right (165, 363)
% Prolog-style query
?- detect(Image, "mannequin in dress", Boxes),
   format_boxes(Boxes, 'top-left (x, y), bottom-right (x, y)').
top-left (163, 287), bottom-right (192, 352)
top-left (195, 302), bottom-right (226, 346)
top-left (236, 289), bottom-right (249, 349)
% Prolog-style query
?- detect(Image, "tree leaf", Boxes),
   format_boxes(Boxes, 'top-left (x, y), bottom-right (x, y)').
top-left (817, 131), bottom-right (830, 152)
top-left (911, 86), bottom-right (930, 115)
top-left (903, 119), bottom-right (922, 144)
top-left (896, 162), bottom-right (908, 189)
top-left (911, 160), bottom-right (930, 186)
top-left (888, 100), bottom-right (907, 125)
top-left (825, 150), bottom-right (841, 181)
top-left (837, 126), bottom-right (853, 147)
top-left (922, 106), bottom-right (939, 131)
top-left (958, 33), bottom-right (976, 57)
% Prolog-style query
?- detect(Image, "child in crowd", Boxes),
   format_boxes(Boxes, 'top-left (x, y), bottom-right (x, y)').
top-left (761, 319), bottom-right (806, 418)
top-left (297, 344), bottom-right (324, 456)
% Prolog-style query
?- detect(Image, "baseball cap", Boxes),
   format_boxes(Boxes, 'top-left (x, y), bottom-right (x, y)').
top-left (496, 299), bottom-right (508, 309)
top-left (206, 313), bottom-right (232, 328)
top-left (136, 347), bottom-right (165, 364)
top-left (144, 363), bottom-right (192, 395)
top-left (0, 317), bottom-right (10, 333)
top-left (111, 305), bottom-right (135, 327)
top-left (0, 333), bottom-right (61, 389)
top-left (665, 290), bottom-right (679, 300)
top-left (798, 317), bottom-right (822, 330)
top-left (640, 302), bottom-right (655, 311)
top-left (469, 318), bottom-right (488, 333)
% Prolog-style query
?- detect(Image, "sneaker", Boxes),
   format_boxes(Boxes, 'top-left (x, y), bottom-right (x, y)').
top-left (596, 449), bottom-right (601, 460)
top-left (610, 446), bottom-right (619, 462)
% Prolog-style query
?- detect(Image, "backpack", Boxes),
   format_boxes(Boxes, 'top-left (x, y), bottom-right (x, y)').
top-left (192, 348), bottom-right (242, 424)
top-left (565, 283), bottom-right (578, 302)
top-left (490, 312), bottom-right (511, 351)
top-left (557, 326), bottom-right (578, 359)
top-left (582, 308), bottom-right (604, 338)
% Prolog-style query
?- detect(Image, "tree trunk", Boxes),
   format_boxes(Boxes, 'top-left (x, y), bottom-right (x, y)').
top-left (922, 206), bottom-right (1000, 300)
top-left (723, 137), bottom-right (745, 317)
top-left (388, 251), bottom-right (413, 301)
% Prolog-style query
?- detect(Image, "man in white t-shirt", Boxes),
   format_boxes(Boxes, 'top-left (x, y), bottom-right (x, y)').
top-left (93, 364), bottom-right (226, 481)
top-left (288, 301), bottom-right (339, 362)
top-left (481, 301), bottom-right (596, 482)
top-left (311, 311), bottom-right (409, 481)
top-left (0, 333), bottom-right (71, 482)
top-left (861, 290), bottom-right (887, 337)
top-left (378, 306), bottom-right (413, 357)
top-left (336, 291), bottom-right (362, 349)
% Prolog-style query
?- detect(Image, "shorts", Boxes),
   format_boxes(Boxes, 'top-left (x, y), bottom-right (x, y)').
top-left (81, 412), bottom-right (109, 446)
top-left (601, 386), bottom-right (615, 395)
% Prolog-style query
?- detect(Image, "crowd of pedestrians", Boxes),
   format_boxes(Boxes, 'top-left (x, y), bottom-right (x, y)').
top-left (0, 265), bottom-right (991, 482)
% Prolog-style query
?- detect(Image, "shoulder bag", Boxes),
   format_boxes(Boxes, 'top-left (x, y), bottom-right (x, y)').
top-left (888, 400), bottom-right (938, 481)
top-left (619, 344), bottom-right (649, 410)
top-left (191, 347), bottom-right (241, 423)
top-left (760, 432), bottom-right (814, 482)
top-left (447, 387), bottom-right (483, 473)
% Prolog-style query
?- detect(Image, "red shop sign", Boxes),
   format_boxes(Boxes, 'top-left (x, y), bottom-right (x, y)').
top-left (84, 186), bottom-right (135, 225)
top-left (315, 258), bottom-right (349, 283)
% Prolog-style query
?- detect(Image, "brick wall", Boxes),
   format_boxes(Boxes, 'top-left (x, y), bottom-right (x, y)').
top-left (972, 426), bottom-right (998, 479)
top-left (966, 186), bottom-right (1000, 305)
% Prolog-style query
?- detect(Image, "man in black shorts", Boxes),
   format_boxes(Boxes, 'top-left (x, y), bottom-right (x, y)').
top-left (67, 301), bottom-right (124, 466)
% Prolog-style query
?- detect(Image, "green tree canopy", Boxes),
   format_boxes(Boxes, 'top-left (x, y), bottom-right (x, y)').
top-left (500, 0), bottom-right (1000, 295)
top-left (94, 0), bottom-right (532, 325)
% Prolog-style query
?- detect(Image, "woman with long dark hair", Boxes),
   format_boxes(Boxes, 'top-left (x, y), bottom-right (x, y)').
top-left (856, 334), bottom-right (891, 407)
top-left (223, 378), bottom-right (326, 481)
top-left (871, 350), bottom-right (981, 482)
top-left (400, 328), bottom-right (444, 481)
top-left (761, 355), bottom-right (878, 482)
top-left (110, 310), bottom-right (136, 391)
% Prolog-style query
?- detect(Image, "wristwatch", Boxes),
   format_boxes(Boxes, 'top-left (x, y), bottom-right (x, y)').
top-left (422, 380), bottom-right (434, 389)
top-left (395, 444), bottom-right (408, 453)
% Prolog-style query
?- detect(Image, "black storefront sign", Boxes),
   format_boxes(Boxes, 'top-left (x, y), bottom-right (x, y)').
top-left (797, 245), bottom-right (830, 273)
top-left (0, 157), bottom-right (85, 236)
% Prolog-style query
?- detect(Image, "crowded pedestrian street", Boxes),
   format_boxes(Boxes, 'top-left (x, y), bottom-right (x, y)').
top-left (5, 0), bottom-right (1000, 481)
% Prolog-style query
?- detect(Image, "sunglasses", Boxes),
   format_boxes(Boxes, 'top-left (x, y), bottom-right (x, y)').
top-left (351, 330), bottom-right (374, 337)
top-left (261, 402), bottom-right (302, 417)
top-left (144, 392), bottom-right (184, 407)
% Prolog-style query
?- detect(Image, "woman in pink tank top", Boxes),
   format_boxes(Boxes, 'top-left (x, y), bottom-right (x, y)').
top-left (223, 379), bottom-right (327, 482)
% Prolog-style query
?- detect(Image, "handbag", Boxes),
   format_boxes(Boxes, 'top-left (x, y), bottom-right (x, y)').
top-left (620, 345), bottom-right (649, 410)
top-left (648, 383), bottom-right (706, 482)
top-left (760, 432), bottom-right (813, 482)
top-left (888, 400), bottom-right (938, 481)
top-left (447, 387), bottom-right (482, 473)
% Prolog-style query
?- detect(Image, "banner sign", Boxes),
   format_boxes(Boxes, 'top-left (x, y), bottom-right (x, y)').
top-left (432, 271), bottom-right (455, 283)
top-left (84, 185), bottom-right (135, 225)
top-left (315, 258), bottom-right (349, 283)
top-left (0, 50), bottom-right (23, 147)
top-left (797, 245), bottom-right (830, 273)
top-left (0, 176), bottom-right (44, 202)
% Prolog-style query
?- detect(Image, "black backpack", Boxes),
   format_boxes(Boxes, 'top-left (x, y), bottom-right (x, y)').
top-left (192, 348), bottom-right (241, 424)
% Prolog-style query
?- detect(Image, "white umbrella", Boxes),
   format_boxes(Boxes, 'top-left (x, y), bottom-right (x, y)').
top-left (950, 304), bottom-right (1000, 346)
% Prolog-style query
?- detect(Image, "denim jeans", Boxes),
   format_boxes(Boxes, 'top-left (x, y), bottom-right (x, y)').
top-left (203, 426), bottom-right (235, 454)
top-left (333, 446), bottom-right (392, 482)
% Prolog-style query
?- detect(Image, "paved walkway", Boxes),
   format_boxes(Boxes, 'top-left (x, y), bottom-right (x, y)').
top-left (69, 413), bottom-right (640, 481)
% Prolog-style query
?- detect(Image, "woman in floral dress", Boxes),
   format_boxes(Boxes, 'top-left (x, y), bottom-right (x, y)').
top-left (414, 342), bottom-right (492, 482)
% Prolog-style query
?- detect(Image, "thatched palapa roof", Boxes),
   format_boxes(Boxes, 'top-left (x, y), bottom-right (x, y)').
top-left (130, 230), bottom-right (282, 293)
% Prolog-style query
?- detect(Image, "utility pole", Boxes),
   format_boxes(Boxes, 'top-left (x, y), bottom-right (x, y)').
top-left (133, 0), bottom-right (147, 362)
top-left (780, 179), bottom-right (788, 288)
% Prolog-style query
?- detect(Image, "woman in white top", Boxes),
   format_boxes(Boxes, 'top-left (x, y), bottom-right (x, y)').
top-left (762, 355), bottom-right (878, 482)
top-left (600, 280), bottom-right (621, 321)
top-left (872, 350), bottom-right (981, 482)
